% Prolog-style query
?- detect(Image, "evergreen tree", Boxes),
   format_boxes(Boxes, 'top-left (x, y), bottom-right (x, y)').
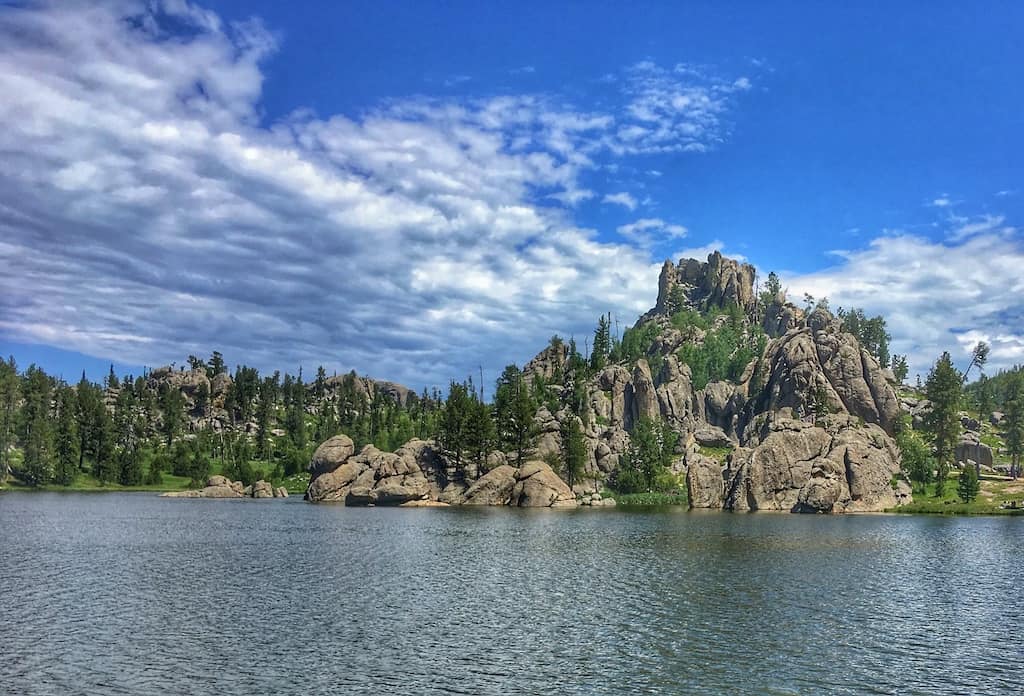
top-left (612, 417), bottom-right (678, 493)
top-left (1004, 373), bottom-right (1023, 479)
top-left (315, 365), bottom-right (327, 399)
top-left (254, 373), bottom-right (278, 459)
top-left (494, 365), bottom-right (538, 465)
top-left (207, 351), bottom-right (226, 378)
top-left (896, 424), bottom-right (932, 493)
top-left (19, 365), bottom-right (56, 485)
top-left (106, 364), bottom-right (120, 390)
top-left (53, 385), bottom-right (80, 485)
top-left (158, 383), bottom-right (185, 449)
top-left (957, 464), bottom-right (980, 503)
top-left (560, 416), bottom-right (586, 490)
top-left (283, 372), bottom-right (306, 449)
top-left (465, 394), bottom-right (496, 478)
top-left (0, 356), bottom-right (18, 483)
top-left (891, 354), bottom-right (909, 384)
top-left (438, 381), bottom-right (472, 479)
top-left (924, 352), bottom-right (963, 496)
top-left (590, 314), bottom-right (611, 372)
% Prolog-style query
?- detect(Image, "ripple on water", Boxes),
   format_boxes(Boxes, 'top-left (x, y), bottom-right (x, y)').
top-left (1, 494), bottom-right (1023, 695)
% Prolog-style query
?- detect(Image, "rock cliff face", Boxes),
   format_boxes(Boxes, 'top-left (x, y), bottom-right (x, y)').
top-left (570, 252), bottom-right (904, 512)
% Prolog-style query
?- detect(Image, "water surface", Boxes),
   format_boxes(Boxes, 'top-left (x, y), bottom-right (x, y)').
top-left (1, 493), bottom-right (1021, 694)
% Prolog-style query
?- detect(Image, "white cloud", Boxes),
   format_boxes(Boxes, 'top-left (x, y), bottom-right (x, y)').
top-left (602, 192), bottom-right (638, 210)
top-left (949, 214), bottom-right (1010, 241)
top-left (786, 231), bottom-right (1024, 380)
top-left (0, 1), bottom-right (753, 391)
top-left (616, 218), bottom-right (688, 247)
top-left (930, 197), bottom-right (952, 207)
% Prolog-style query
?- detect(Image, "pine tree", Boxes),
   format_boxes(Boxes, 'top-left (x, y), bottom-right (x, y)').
top-left (465, 395), bottom-right (495, 478)
top-left (494, 365), bottom-right (538, 465)
top-left (1004, 373), bottom-right (1023, 479)
top-left (590, 314), bottom-right (611, 372)
top-left (53, 385), bottom-right (80, 485)
top-left (0, 356), bottom-right (18, 483)
top-left (925, 352), bottom-right (963, 496)
top-left (560, 416), bottom-right (586, 490)
top-left (438, 381), bottom-right (472, 479)
top-left (957, 464), bottom-right (980, 503)
top-left (158, 383), bottom-right (185, 449)
top-left (19, 365), bottom-right (55, 486)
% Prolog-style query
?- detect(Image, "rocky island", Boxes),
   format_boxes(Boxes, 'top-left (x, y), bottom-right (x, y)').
top-left (302, 252), bottom-right (909, 513)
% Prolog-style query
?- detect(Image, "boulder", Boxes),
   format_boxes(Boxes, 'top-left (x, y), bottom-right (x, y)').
top-left (686, 453), bottom-right (724, 509)
top-left (510, 461), bottom-right (577, 507)
top-left (955, 436), bottom-right (993, 468)
top-left (251, 480), bottom-right (274, 499)
top-left (308, 435), bottom-right (356, 477)
top-left (693, 424), bottom-right (732, 448)
top-left (462, 465), bottom-right (517, 506)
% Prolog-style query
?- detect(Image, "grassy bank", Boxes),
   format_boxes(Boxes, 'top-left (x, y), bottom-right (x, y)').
top-left (1, 459), bottom-right (310, 495)
top-left (889, 476), bottom-right (1024, 516)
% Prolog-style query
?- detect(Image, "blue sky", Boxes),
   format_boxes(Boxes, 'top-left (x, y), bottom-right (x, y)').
top-left (1, 0), bottom-right (1022, 389)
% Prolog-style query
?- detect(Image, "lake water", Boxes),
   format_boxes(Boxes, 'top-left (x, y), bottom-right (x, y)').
top-left (1, 493), bottom-right (1021, 695)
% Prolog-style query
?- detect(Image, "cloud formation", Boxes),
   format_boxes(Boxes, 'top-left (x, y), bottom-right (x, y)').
top-left (0, 1), bottom-right (750, 390)
top-left (787, 230), bottom-right (1024, 380)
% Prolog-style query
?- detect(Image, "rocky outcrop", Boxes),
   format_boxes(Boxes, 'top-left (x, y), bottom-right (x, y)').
top-left (748, 324), bottom-right (899, 435)
top-left (460, 465), bottom-right (518, 506)
top-left (955, 434), bottom-right (994, 468)
top-left (161, 476), bottom-right (288, 499)
top-left (687, 416), bottom-right (900, 513)
top-left (306, 440), bottom-right (438, 505)
top-left (510, 461), bottom-right (578, 507)
top-left (304, 438), bottom-right (580, 509)
top-left (650, 251), bottom-right (757, 317)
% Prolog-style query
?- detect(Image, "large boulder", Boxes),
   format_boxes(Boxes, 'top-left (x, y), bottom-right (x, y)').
top-left (686, 453), bottom-right (725, 509)
top-left (461, 465), bottom-right (517, 506)
top-left (955, 435), bottom-right (993, 468)
top-left (510, 461), bottom-right (577, 507)
top-left (308, 435), bottom-right (356, 477)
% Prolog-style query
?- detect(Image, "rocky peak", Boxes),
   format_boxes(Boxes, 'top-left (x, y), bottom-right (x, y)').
top-left (651, 251), bottom-right (757, 318)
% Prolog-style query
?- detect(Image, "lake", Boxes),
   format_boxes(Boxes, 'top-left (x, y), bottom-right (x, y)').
top-left (1, 493), bottom-right (1021, 695)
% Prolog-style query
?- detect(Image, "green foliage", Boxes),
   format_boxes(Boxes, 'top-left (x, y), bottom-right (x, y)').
top-left (614, 321), bottom-right (661, 364)
top-left (1003, 372), bottom-right (1024, 478)
top-left (560, 417), bottom-right (586, 489)
top-left (957, 465), bottom-right (980, 503)
top-left (590, 313), bottom-right (612, 371)
top-left (896, 420), bottom-right (933, 493)
top-left (677, 314), bottom-right (764, 390)
top-left (836, 307), bottom-right (891, 368)
top-left (0, 356), bottom-right (18, 482)
top-left (18, 365), bottom-right (55, 486)
top-left (611, 417), bottom-right (679, 494)
top-left (924, 352), bottom-right (963, 494)
top-left (670, 308), bottom-right (709, 333)
top-left (158, 382), bottom-right (186, 448)
top-left (494, 365), bottom-right (538, 465)
top-left (891, 354), bottom-right (909, 384)
top-left (53, 385), bottom-right (79, 486)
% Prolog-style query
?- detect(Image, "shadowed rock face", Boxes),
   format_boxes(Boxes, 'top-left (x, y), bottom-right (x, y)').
top-left (685, 416), bottom-right (901, 513)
